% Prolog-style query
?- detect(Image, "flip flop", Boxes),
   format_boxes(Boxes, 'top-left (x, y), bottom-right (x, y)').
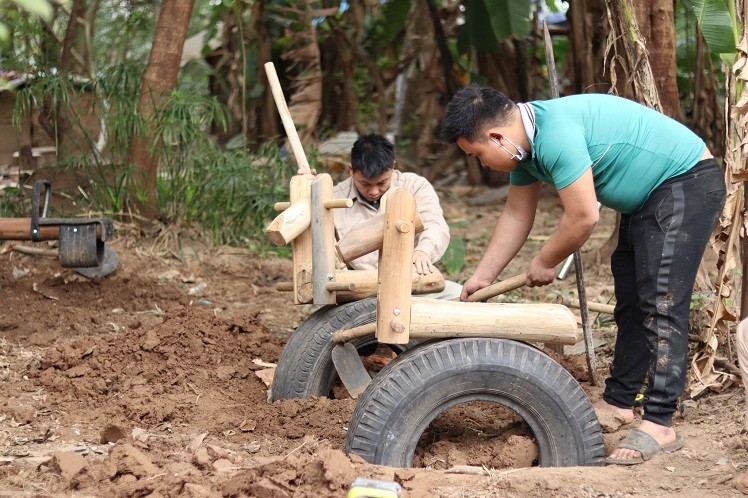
top-left (736, 472), bottom-right (748, 495)
top-left (604, 428), bottom-right (685, 466)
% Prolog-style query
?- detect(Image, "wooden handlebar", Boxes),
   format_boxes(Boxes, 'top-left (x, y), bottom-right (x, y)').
top-left (465, 273), bottom-right (528, 302)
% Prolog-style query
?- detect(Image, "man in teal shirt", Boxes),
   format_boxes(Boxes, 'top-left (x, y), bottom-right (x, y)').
top-left (441, 85), bottom-right (725, 465)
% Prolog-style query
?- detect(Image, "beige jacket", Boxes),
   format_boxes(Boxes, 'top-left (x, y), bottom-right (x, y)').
top-left (333, 170), bottom-right (450, 270)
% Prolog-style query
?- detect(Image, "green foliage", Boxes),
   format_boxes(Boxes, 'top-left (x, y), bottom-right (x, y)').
top-left (441, 237), bottom-right (466, 275)
top-left (0, 186), bottom-right (25, 217)
top-left (371, 0), bottom-right (410, 47)
top-left (157, 142), bottom-right (294, 247)
top-left (686, 0), bottom-right (738, 62)
top-left (0, 0), bottom-right (67, 41)
top-left (458, 0), bottom-right (532, 53)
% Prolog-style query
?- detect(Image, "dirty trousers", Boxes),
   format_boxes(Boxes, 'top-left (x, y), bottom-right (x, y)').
top-left (603, 158), bottom-right (725, 427)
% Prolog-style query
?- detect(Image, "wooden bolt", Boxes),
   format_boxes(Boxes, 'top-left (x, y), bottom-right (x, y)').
top-left (274, 201), bottom-right (291, 211)
top-left (390, 317), bottom-right (407, 334)
top-left (395, 220), bottom-right (411, 233)
top-left (323, 198), bottom-right (354, 209)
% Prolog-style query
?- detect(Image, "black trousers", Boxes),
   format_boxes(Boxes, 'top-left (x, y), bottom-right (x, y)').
top-left (603, 158), bottom-right (726, 426)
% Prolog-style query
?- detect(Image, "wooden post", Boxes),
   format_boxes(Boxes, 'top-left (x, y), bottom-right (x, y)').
top-left (290, 176), bottom-right (313, 304)
top-left (311, 173), bottom-right (336, 304)
top-left (376, 189), bottom-right (416, 344)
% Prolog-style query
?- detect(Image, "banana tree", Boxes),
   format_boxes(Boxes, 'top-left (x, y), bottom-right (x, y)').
top-left (683, 0), bottom-right (744, 397)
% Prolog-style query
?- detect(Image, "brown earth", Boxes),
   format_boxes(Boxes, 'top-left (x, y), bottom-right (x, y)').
top-left (0, 183), bottom-right (746, 497)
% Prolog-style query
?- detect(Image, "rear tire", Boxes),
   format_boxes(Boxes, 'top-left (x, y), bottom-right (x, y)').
top-left (345, 338), bottom-right (605, 467)
top-left (271, 298), bottom-right (418, 400)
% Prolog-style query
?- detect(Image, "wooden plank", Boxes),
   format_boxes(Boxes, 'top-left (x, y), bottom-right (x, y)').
top-left (290, 176), bottom-right (313, 304)
top-left (311, 173), bottom-right (336, 304)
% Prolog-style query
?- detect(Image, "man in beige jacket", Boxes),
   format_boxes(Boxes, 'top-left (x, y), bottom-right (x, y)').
top-left (331, 133), bottom-right (461, 299)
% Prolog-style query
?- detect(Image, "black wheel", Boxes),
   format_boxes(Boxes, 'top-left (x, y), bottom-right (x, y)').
top-left (271, 297), bottom-right (419, 400)
top-left (345, 338), bottom-right (605, 467)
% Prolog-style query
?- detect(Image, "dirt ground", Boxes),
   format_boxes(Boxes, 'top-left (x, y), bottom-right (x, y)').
top-left (1, 183), bottom-right (747, 497)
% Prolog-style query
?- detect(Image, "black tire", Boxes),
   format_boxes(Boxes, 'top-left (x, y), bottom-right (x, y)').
top-left (345, 338), bottom-right (605, 467)
top-left (271, 297), bottom-right (419, 400)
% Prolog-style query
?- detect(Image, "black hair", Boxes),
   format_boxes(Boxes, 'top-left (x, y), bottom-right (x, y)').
top-left (440, 84), bottom-right (518, 143)
top-left (350, 133), bottom-right (395, 179)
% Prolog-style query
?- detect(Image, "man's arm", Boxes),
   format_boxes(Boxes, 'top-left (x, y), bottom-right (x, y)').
top-left (526, 167), bottom-right (599, 286)
top-left (461, 181), bottom-right (541, 300)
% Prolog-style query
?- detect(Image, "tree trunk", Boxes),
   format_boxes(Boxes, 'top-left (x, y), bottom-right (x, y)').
top-left (128, 0), bottom-right (195, 219)
top-left (632, 0), bottom-right (684, 120)
top-left (60, 0), bottom-right (96, 76)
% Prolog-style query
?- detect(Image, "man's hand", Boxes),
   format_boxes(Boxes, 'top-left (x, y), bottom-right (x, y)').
top-left (460, 275), bottom-right (494, 302)
top-left (526, 255), bottom-right (556, 287)
top-left (413, 250), bottom-right (434, 275)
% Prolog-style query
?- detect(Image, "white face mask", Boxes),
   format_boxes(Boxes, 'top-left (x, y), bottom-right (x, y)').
top-left (492, 136), bottom-right (528, 162)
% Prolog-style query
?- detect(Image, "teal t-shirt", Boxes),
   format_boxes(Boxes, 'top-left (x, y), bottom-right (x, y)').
top-left (509, 94), bottom-right (706, 214)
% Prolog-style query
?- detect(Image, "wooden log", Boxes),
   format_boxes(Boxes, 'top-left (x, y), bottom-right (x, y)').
top-left (333, 300), bottom-right (581, 345)
top-left (376, 189), bottom-right (416, 344)
top-left (290, 176), bottom-right (313, 304)
top-left (409, 298), bottom-right (580, 344)
top-left (334, 267), bottom-right (445, 302)
top-left (0, 218), bottom-right (103, 241)
top-left (265, 199), bottom-right (310, 247)
top-left (277, 268), bottom-right (445, 300)
top-left (311, 174), bottom-right (336, 304)
top-left (336, 212), bottom-right (424, 264)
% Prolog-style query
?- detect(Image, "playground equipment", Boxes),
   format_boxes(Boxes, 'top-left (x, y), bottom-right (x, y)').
top-left (0, 179), bottom-right (117, 277)
top-left (263, 61), bottom-right (604, 467)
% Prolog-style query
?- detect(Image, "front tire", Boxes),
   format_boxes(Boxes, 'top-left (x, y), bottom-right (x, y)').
top-left (345, 338), bottom-right (605, 467)
top-left (271, 298), bottom-right (418, 400)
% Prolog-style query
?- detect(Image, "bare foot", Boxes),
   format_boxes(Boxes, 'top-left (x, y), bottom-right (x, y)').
top-left (737, 472), bottom-right (748, 494)
top-left (607, 420), bottom-right (678, 462)
top-left (593, 399), bottom-right (635, 425)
